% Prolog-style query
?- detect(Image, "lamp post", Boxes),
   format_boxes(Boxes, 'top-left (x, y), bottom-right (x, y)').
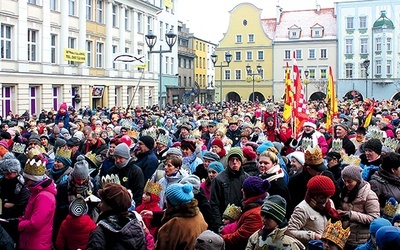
top-left (362, 59), bottom-right (370, 99)
top-left (245, 64), bottom-right (263, 103)
top-left (145, 29), bottom-right (177, 108)
top-left (211, 51), bottom-right (232, 103)
top-left (304, 69), bottom-right (310, 101)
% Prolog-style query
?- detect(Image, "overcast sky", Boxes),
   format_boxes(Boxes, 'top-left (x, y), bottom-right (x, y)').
top-left (176, 0), bottom-right (352, 44)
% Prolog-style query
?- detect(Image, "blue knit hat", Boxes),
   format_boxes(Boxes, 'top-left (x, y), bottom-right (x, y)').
top-left (208, 162), bottom-right (224, 173)
top-left (376, 226), bottom-right (400, 250)
top-left (166, 183), bottom-right (194, 206)
top-left (242, 176), bottom-right (270, 197)
top-left (370, 218), bottom-right (392, 236)
top-left (256, 141), bottom-right (274, 154)
top-left (55, 156), bottom-right (72, 167)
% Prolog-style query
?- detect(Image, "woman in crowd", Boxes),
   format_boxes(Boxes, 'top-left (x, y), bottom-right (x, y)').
top-left (200, 161), bottom-right (224, 201)
top-left (181, 139), bottom-right (203, 174)
top-left (211, 138), bottom-right (228, 167)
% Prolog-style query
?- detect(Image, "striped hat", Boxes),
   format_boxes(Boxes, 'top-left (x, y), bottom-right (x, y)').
top-left (261, 195), bottom-right (287, 225)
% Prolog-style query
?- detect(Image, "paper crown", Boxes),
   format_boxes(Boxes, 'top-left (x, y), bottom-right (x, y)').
top-left (331, 139), bottom-right (343, 153)
top-left (341, 154), bottom-right (361, 166)
top-left (12, 142), bottom-right (26, 154)
top-left (141, 129), bottom-right (157, 140)
top-left (127, 130), bottom-right (139, 139)
top-left (143, 180), bottom-right (162, 196)
top-left (24, 159), bottom-right (46, 177)
top-left (157, 134), bottom-right (169, 146)
top-left (228, 117), bottom-right (238, 124)
top-left (85, 152), bottom-right (101, 168)
top-left (383, 198), bottom-right (398, 218)
top-left (368, 125), bottom-right (384, 140)
top-left (191, 129), bottom-right (202, 139)
top-left (304, 145), bottom-right (323, 166)
top-left (301, 138), bottom-right (313, 150)
top-left (266, 102), bottom-right (275, 112)
top-left (215, 123), bottom-right (227, 135)
top-left (56, 147), bottom-right (72, 159)
top-left (200, 120), bottom-right (208, 127)
top-left (254, 121), bottom-right (264, 130)
top-left (223, 203), bottom-right (242, 221)
top-left (101, 174), bottom-right (121, 186)
top-left (321, 219), bottom-right (351, 250)
top-left (383, 137), bottom-right (399, 152)
top-left (25, 145), bottom-right (46, 160)
top-left (120, 120), bottom-right (132, 129)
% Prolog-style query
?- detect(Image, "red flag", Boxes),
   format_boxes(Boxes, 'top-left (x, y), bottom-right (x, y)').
top-left (364, 100), bottom-right (375, 128)
top-left (292, 56), bottom-right (309, 134)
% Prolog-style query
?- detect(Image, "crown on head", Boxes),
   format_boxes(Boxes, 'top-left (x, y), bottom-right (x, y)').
top-left (143, 180), bottom-right (163, 196)
top-left (200, 120), bottom-right (208, 127)
top-left (383, 137), bottom-right (399, 152)
top-left (157, 134), bottom-right (169, 146)
top-left (383, 198), bottom-right (398, 218)
top-left (142, 129), bottom-right (157, 140)
top-left (191, 129), bottom-right (202, 139)
top-left (370, 130), bottom-right (384, 140)
top-left (304, 145), bottom-right (323, 166)
top-left (127, 130), bottom-right (139, 139)
top-left (331, 139), bottom-right (343, 153)
top-left (24, 159), bottom-right (46, 177)
top-left (321, 220), bottom-right (351, 250)
top-left (223, 204), bottom-right (242, 221)
top-left (56, 147), bottom-right (72, 159)
top-left (301, 138), bottom-right (314, 151)
top-left (101, 174), bottom-right (121, 186)
top-left (341, 154), bottom-right (361, 166)
top-left (121, 120), bottom-right (132, 130)
top-left (266, 102), bottom-right (275, 112)
top-left (12, 143), bottom-right (26, 154)
top-left (367, 125), bottom-right (380, 134)
top-left (85, 152), bottom-right (101, 168)
top-left (25, 146), bottom-right (46, 160)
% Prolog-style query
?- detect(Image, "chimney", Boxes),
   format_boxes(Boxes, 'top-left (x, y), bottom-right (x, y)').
top-left (276, 5), bottom-right (283, 24)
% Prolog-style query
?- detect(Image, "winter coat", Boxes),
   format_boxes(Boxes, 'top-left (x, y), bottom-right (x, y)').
top-left (0, 176), bottom-right (30, 219)
top-left (18, 178), bottom-right (57, 250)
top-left (221, 222), bottom-right (237, 235)
top-left (135, 150), bottom-right (159, 181)
top-left (200, 180), bottom-right (211, 201)
top-left (370, 167), bottom-right (400, 208)
top-left (246, 227), bottom-right (305, 250)
top-left (135, 194), bottom-right (162, 239)
top-left (195, 190), bottom-right (219, 233)
top-left (339, 181), bottom-right (380, 247)
top-left (0, 224), bottom-right (14, 250)
top-left (226, 128), bottom-right (242, 147)
top-left (155, 199), bottom-right (207, 250)
top-left (210, 166), bottom-right (249, 228)
top-left (154, 169), bottom-right (188, 209)
top-left (56, 214), bottom-right (97, 250)
top-left (242, 161), bottom-right (258, 176)
top-left (193, 164), bottom-right (208, 181)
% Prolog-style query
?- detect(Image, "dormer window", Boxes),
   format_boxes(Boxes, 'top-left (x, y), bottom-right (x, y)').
top-left (288, 25), bottom-right (301, 39)
top-left (311, 24), bottom-right (324, 38)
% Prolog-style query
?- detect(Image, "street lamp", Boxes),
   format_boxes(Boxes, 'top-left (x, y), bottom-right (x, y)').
top-left (211, 51), bottom-right (232, 103)
top-left (245, 64), bottom-right (263, 103)
top-left (304, 69), bottom-right (310, 101)
top-left (145, 29), bottom-right (177, 107)
top-left (362, 59), bottom-right (370, 99)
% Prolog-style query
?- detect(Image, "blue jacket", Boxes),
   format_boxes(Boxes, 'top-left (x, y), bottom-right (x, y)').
top-left (135, 150), bottom-right (159, 181)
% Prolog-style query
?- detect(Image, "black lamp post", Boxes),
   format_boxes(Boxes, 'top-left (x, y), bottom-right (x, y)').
top-left (211, 51), bottom-right (232, 103)
top-left (246, 64), bottom-right (263, 103)
top-left (145, 29), bottom-right (177, 107)
top-left (363, 59), bottom-right (370, 99)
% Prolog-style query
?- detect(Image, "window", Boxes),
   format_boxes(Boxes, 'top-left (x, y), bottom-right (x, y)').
top-left (124, 47), bottom-right (129, 70)
top-left (235, 51), bottom-right (241, 61)
top-left (137, 13), bottom-right (142, 33)
top-left (125, 9), bottom-right (129, 30)
top-left (345, 39), bottom-right (353, 54)
top-left (27, 29), bottom-right (37, 62)
top-left (96, 0), bottom-right (103, 23)
top-left (345, 63), bottom-right (353, 78)
top-left (68, 37), bottom-right (76, 65)
top-left (50, 0), bottom-right (57, 11)
top-left (28, 0), bottom-right (37, 4)
top-left (86, 0), bottom-right (92, 20)
top-left (248, 34), bottom-right (254, 42)
top-left (69, 0), bottom-right (75, 16)
top-left (296, 50), bottom-right (302, 59)
top-left (320, 69), bottom-right (327, 79)
top-left (96, 42), bottom-right (103, 68)
top-left (387, 38), bottom-right (392, 51)
top-left (2, 86), bottom-right (14, 118)
top-left (360, 64), bottom-right (367, 78)
top-left (376, 38), bottom-right (381, 51)
top-left (235, 70), bottom-right (241, 80)
top-left (112, 45), bottom-right (117, 69)
top-left (112, 4), bottom-right (117, 27)
top-left (50, 34), bottom-right (57, 63)
top-left (29, 86), bottom-right (39, 115)
top-left (165, 56), bottom-right (169, 74)
top-left (257, 51), bottom-right (264, 60)
top-left (309, 49), bottom-right (315, 59)
top-left (346, 17), bottom-right (354, 29)
top-left (284, 50), bottom-right (291, 59)
top-left (147, 16), bottom-right (151, 34)
top-left (320, 49), bottom-right (327, 58)
top-left (289, 28), bottom-right (301, 39)
top-left (359, 16), bottom-right (367, 29)
top-left (376, 60), bottom-right (381, 75)
top-left (159, 21), bottom-right (163, 40)
top-left (1, 24), bottom-right (12, 59)
top-left (246, 51), bottom-right (252, 60)
top-left (224, 70), bottom-right (231, 80)
top-left (86, 40), bottom-right (92, 67)
top-left (171, 58), bottom-right (174, 75)
top-left (360, 38), bottom-right (368, 54)
top-left (309, 69), bottom-right (316, 79)
top-left (387, 60), bottom-right (392, 75)
top-left (52, 87), bottom-right (60, 111)
top-left (236, 35), bottom-right (242, 43)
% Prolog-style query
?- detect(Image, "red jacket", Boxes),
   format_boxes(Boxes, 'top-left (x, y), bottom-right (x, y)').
top-left (136, 194), bottom-right (162, 238)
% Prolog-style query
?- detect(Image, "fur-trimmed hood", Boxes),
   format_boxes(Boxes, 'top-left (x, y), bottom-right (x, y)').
top-left (161, 199), bottom-right (199, 224)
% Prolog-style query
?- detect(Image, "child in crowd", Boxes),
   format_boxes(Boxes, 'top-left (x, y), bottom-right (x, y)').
top-left (200, 161), bottom-right (224, 201)
top-left (220, 203), bottom-right (241, 235)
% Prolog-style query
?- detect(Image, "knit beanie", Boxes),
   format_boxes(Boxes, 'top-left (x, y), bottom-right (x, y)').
top-left (114, 143), bottom-right (131, 159)
top-left (289, 151), bottom-right (305, 165)
top-left (181, 139), bottom-right (196, 152)
top-left (364, 138), bottom-right (382, 155)
top-left (166, 147), bottom-right (183, 157)
top-left (208, 162), bottom-right (224, 173)
top-left (341, 165), bottom-right (362, 183)
top-left (29, 133), bottom-right (41, 144)
top-left (376, 226), bottom-right (400, 250)
top-left (55, 156), bottom-right (72, 167)
top-left (256, 141), bottom-right (275, 154)
top-left (194, 230), bottom-right (225, 250)
top-left (335, 123), bottom-right (349, 132)
top-left (69, 197), bottom-right (88, 217)
top-left (99, 183), bottom-right (132, 212)
top-left (166, 183), bottom-right (194, 206)
top-left (261, 195), bottom-right (287, 225)
top-left (307, 175), bottom-right (336, 197)
top-left (73, 131), bottom-right (84, 141)
top-left (203, 151), bottom-right (220, 162)
top-left (211, 139), bottom-right (224, 149)
top-left (59, 102), bottom-right (67, 110)
top-left (242, 147), bottom-right (257, 161)
top-left (242, 176), bottom-right (270, 197)
top-left (227, 147), bottom-right (244, 164)
top-left (39, 134), bottom-right (49, 140)
top-left (0, 152), bottom-right (21, 173)
top-left (72, 155), bottom-right (89, 179)
top-left (139, 135), bottom-right (155, 150)
top-left (370, 218), bottom-right (392, 236)
top-left (180, 175), bottom-right (201, 194)
top-left (54, 138), bottom-right (66, 149)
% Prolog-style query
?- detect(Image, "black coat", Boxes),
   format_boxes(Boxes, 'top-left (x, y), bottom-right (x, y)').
top-left (194, 190), bottom-right (219, 233)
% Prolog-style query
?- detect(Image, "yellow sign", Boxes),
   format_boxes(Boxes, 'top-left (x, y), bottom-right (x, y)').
top-left (63, 48), bottom-right (86, 63)
top-left (164, 0), bottom-right (173, 9)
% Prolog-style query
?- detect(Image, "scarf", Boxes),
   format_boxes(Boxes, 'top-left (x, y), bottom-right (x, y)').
top-left (50, 166), bottom-right (70, 183)
top-left (216, 149), bottom-right (226, 158)
top-left (305, 191), bottom-right (341, 222)
top-left (182, 152), bottom-right (196, 166)
top-left (115, 157), bottom-right (131, 169)
top-left (67, 175), bottom-right (93, 203)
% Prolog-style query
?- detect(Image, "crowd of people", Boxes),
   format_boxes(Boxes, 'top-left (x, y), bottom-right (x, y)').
top-left (1, 99), bottom-right (400, 249)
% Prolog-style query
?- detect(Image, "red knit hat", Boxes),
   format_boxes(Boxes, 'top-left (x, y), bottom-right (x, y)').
top-left (181, 139), bottom-right (196, 152)
top-left (211, 139), bottom-right (224, 149)
top-left (59, 102), bottom-right (67, 110)
top-left (307, 175), bottom-right (335, 197)
top-left (242, 147), bottom-right (257, 161)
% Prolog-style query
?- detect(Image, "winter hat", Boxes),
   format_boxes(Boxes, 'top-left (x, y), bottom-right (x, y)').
top-left (29, 133), bottom-right (41, 144)
top-left (242, 176), bottom-right (270, 197)
top-left (341, 165), bottom-right (362, 183)
top-left (67, 137), bottom-right (80, 147)
top-left (335, 123), bottom-right (349, 132)
top-left (194, 230), bottom-right (225, 250)
top-left (69, 197), bottom-right (88, 217)
top-left (59, 102), bottom-right (67, 110)
top-left (370, 218), bottom-right (392, 236)
top-left (73, 131), bottom-right (84, 141)
top-left (54, 138), bottom-right (66, 149)
top-left (326, 152), bottom-right (341, 162)
top-left (114, 143), bottom-right (131, 159)
top-left (307, 175), bottom-right (336, 197)
top-left (261, 195), bottom-right (287, 225)
top-left (180, 175), bottom-right (201, 194)
top-left (227, 147), bottom-right (244, 164)
top-left (303, 121), bottom-right (317, 129)
top-left (208, 162), bottom-right (224, 173)
top-left (211, 139), bottom-right (224, 149)
top-left (61, 128), bottom-right (70, 136)
top-left (99, 183), bottom-right (132, 212)
top-left (0, 140), bottom-right (8, 149)
top-left (139, 135), bottom-right (154, 150)
top-left (166, 147), bottom-right (182, 157)
top-left (166, 183), bottom-right (194, 206)
top-left (364, 138), bottom-right (382, 155)
top-left (203, 151), bottom-right (220, 162)
top-left (376, 226), bottom-right (400, 250)
top-left (0, 132), bottom-right (11, 140)
top-left (245, 141), bottom-right (259, 151)
top-left (288, 151), bottom-right (305, 165)
top-left (256, 141), bottom-right (275, 154)
top-left (273, 142), bottom-right (284, 154)
top-left (39, 134), bottom-right (49, 140)
top-left (0, 152), bottom-right (21, 173)
top-left (181, 139), bottom-right (196, 152)
top-left (72, 155), bottom-right (89, 179)
top-left (55, 155), bottom-right (72, 167)
top-left (242, 147), bottom-right (257, 161)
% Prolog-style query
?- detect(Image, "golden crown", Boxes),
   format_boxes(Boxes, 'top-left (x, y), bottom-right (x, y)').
top-left (321, 219), bottom-right (351, 250)
top-left (101, 174), bottom-right (121, 186)
top-left (127, 130), bottom-right (139, 139)
top-left (143, 180), bottom-right (163, 196)
top-left (223, 203), bottom-right (242, 221)
top-left (331, 139), bottom-right (343, 153)
top-left (25, 146), bottom-right (46, 160)
top-left (301, 138), bottom-right (313, 150)
top-left (12, 143), bottom-right (26, 154)
top-left (191, 129), bottom-right (202, 139)
top-left (24, 159), bottom-right (46, 177)
top-left (157, 134), bottom-right (169, 146)
top-left (85, 152), bottom-right (101, 167)
top-left (56, 147), bottom-right (72, 159)
top-left (383, 137), bottom-right (399, 152)
top-left (341, 154), bottom-right (361, 166)
top-left (383, 198), bottom-right (398, 218)
top-left (304, 145), bottom-right (323, 166)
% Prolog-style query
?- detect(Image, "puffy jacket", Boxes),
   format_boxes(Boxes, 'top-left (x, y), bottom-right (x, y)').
top-left (370, 168), bottom-right (400, 208)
